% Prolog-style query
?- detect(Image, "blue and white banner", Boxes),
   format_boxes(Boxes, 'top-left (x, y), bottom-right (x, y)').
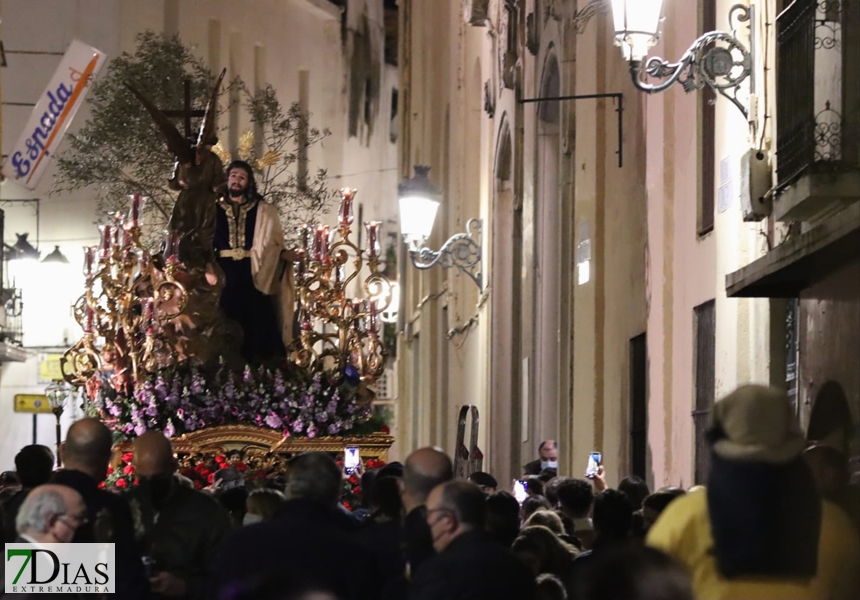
top-left (1, 39), bottom-right (106, 190)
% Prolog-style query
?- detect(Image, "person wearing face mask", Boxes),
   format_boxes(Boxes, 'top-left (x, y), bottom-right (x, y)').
top-left (524, 440), bottom-right (559, 476)
top-left (410, 480), bottom-right (536, 599)
top-left (126, 431), bottom-right (233, 599)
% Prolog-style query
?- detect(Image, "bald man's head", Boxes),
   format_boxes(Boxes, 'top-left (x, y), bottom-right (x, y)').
top-left (63, 418), bottom-right (113, 476)
top-left (133, 431), bottom-right (176, 477)
top-left (403, 447), bottom-right (453, 502)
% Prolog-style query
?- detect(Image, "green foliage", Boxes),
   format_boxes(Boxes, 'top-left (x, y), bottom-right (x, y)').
top-left (53, 31), bottom-right (335, 248)
top-left (240, 83), bottom-right (335, 242)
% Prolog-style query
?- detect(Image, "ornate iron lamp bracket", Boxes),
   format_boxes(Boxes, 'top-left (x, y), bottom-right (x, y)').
top-left (628, 4), bottom-right (752, 119)
top-left (409, 219), bottom-right (483, 292)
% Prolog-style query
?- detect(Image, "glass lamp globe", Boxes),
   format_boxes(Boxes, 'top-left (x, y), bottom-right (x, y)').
top-left (398, 166), bottom-right (442, 248)
top-left (611, 0), bottom-right (664, 62)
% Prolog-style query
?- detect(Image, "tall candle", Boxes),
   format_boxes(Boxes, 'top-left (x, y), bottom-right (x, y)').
top-left (143, 298), bottom-right (155, 334)
top-left (127, 194), bottom-right (144, 230)
top-left (84, 306), bottom-right (94, 334)
top-left (369, 298), bottom-right (378, 333)
top-left (112, 213), bottom-right (123, 248)
top-left (313, 225), bottom-right (325, 260)
top-left (98, 225), bottom-right (113, 261)
top-left (365, 221), bottom-right (381, 259)
top-left (321, 226), bottom-right (330, 261)
top-left (338, 188), bottom-right (357, 227)
top-left (295, 249), bottom-right (307, 282)
top-left (300, 225), bottom-right (313, 253)
top-left (83, 246), bottom-right (97, 279)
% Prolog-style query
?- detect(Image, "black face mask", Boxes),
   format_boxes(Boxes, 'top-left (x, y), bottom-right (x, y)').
top-left (138, 474), bottom-right (174, 509)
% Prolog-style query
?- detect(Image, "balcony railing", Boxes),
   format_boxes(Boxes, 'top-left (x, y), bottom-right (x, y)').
top-left (776, 0), bottom-right (858, 191)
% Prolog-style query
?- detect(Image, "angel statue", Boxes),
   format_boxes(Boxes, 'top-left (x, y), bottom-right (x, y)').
top-left (125, 69), bottom-right (226, 268)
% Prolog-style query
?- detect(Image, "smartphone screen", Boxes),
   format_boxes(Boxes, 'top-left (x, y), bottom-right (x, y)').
top-left (585, 451), bottom-right (602, 478)
top-left (513, 479), bottom-right (528, 504)
top-left (344, 446), bottom-right (360, 474)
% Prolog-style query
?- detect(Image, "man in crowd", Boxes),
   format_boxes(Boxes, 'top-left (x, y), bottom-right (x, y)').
top-left (648, 384), bottom-right (860, 600)
top-left (410, 480), bottom-right (535, 599)
top-left (15, 484), bottom-right (87, 544)
top-left (51, 417), bottom-right (149, 599)
top-left (2, 444), bottom-right (54, 542)
top-left (210, 452), bottom-right (380, 599)
top-left (401, 447), bottom-right (454, 577)
top-left (556, 478), bottom-right (595, 549)
top-left (128, 431), bottom-right (232, 599)
top-left (467, 471), bottom-right (497, 495)
top-left (523, 440), bottom-right (558, 476)
top-left (572, 488), bottom-right (634, 573)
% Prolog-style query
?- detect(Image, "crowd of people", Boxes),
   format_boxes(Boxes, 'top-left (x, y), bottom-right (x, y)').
top-left (1, 384), bottom-right (859, 599)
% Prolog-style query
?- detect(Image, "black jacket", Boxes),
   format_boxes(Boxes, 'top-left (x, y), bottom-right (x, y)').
top-left (403, 505), bottom-right (434, 577)
top-left (125, 481), bottom-right (232, 600)
top-left (50, 469), bottom-right (150, 600)
top-left (210, 498), bottom-right (383, 600)
top-left (409, 530), bottom-right (536, 600)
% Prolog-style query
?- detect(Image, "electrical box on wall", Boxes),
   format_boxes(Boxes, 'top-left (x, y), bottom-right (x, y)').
top-left (740, 149), bottom-right (772, 222)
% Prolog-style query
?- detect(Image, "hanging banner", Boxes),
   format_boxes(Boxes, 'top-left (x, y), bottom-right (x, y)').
top-left (1, 39), bottom-right (107, 190)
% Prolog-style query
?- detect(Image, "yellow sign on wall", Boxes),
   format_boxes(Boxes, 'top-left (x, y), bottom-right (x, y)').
top-left (39, 354), bottom-right (64, 383)
top-left (14, 394), bottom-right (52, 414)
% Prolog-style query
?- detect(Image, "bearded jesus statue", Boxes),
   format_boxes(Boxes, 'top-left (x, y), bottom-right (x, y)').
top-left (215, 160), bottom-right (297, 362)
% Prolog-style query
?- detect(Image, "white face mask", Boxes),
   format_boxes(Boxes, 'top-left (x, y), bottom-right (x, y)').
top-left (243, 513), bottom-right (263, 526)
top-left (541, 460), bottom-right (558, 470)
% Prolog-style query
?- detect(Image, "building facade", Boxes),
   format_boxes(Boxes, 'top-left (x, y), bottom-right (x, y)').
top-left (396, 0), bottom-right (858, 487)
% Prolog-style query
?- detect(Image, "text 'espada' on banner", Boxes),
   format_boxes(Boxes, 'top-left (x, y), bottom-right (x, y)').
top-left (1, 39), bottom-right (107, 190)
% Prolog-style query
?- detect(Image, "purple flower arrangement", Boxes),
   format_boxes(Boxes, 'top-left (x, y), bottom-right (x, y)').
top-left (88, 361), bottom-right (374, 440)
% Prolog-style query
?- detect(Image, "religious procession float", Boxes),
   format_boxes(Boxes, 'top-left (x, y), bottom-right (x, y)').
top-left (58, 70), bottom-right (394, 489)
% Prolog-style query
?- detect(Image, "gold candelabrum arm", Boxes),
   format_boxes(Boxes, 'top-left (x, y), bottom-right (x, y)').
top-left (62, 195), bottom-right (192, 388)
top-left (292, 188), bottom-right (391, 382)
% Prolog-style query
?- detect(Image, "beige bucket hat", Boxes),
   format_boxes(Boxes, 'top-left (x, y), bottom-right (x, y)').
top-left (711, 384), bottom-right (807, 464)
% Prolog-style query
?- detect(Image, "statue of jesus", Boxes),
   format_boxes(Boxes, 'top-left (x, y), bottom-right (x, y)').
top-left (215, 160), bottom-right (297, 362)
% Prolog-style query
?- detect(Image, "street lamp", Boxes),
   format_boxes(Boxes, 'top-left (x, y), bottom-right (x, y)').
top-left (45, 382), bottom-right (68, 467)
top-left (610, 0), bottom-right (752, 119)
top-left (398, 166), bottom-right (483, 291)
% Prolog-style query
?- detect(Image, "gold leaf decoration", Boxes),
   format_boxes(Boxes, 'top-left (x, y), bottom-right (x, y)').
top-left (238, 130), bottom-right (255, 162)
top-left (211, 141), bottom-right (232, 167)
top-left (257, 150), bottom-right (281, 168)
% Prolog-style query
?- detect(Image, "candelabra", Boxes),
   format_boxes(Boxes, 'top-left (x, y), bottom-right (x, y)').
top-left (62, 194), bottom-right (187, 388)
top-left (292, 188), bottom-right (393, 381)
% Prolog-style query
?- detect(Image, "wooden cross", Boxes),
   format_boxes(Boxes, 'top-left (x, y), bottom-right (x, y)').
top-left (161, 80), bottom-right (206, 142)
